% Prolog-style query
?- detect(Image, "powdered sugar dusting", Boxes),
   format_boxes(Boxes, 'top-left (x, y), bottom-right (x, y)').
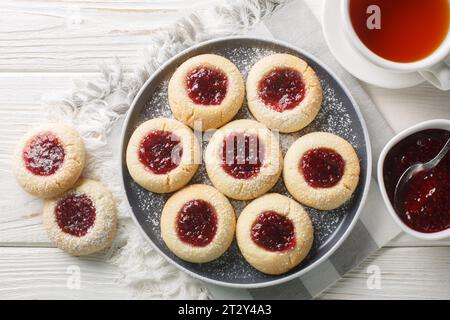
top-left (124, 41), bottom-right (366, 284)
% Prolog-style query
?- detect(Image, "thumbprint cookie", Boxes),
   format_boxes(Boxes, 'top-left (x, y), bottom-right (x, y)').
top-left (168, 54), bottom-right (245, 131)
top-left (236, 193), bottom-right (314, 275)
top-left (283, 132), bottom-right (360, 210)
top-left (13, 124), bottom-right (86, 198)
top-left (160, 184), bottom-right (236, 263)
top-left (247, 54), bottom-right (322, 133)
top-left (43, 179), bottom-right (117, 256)
top-left (126, 118), bottom-right (200, 193)
top-left (205, 119), bottom-right (282, 200)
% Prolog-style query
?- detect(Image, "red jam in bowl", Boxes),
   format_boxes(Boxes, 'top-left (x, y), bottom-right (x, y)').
top-left (258, 67), bottom-right (306, 112)
top-left (138, 130), bottom-right (182, 175)
top-left (176, 199), bottom-right (218, 247)
top-left (55, 193), bottom-right (96, 237)
top-left (221, 132), bottom-right (265, 180)
top-left (23, 132), bottom-right (65, 176)
top-left (186, 66), bottom-right (228, 106)
top-left (300, 148), bottom-right (345, 188)
top-left (251, 211), bottom-right (296, 252)
top-left (383, 129), bottom-right (450, 233)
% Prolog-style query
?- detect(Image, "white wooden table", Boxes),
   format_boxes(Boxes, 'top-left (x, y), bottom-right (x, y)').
top-left (0, 0), bottom-right (449, 300)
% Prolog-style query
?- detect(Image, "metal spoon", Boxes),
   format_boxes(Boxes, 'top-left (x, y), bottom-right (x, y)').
top-left (394, 137), bottom-right (450, 212)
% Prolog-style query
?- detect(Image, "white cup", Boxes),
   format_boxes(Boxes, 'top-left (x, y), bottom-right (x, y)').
top-left (341, 0), bottom-right (450, 90)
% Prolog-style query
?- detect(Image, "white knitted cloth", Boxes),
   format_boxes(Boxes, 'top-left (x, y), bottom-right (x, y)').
top-left (43, 0), bottom-right (288, 299)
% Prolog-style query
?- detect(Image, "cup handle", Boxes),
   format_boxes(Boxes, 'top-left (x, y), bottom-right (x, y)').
top-left (419, 61), bottom-right (450, 91)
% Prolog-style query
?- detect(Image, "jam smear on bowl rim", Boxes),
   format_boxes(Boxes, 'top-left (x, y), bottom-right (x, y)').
top-left (23, 132), bottom-right (65, 176)
top-left (176, 199), bottom-right (218, 247)
top-left (138, 130), bottom-right (183, 175)
top-left (251, 211), bottom-right (296, 252)
top-left (221, 132), bottom-right (265, 180)
top-left (258, 67), bottom-right (306, 112)
top-left (55, 193), bottom-right (96, 237)
top-left (186, 66), bottom-right (228, 106)
top-left (383, 129), bottom-right (450, 233)
top-left (300, 147), bottom-right (345, 188)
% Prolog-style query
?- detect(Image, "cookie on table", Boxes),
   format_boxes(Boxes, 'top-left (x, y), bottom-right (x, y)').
top-left (247, 53), bottom-right (322, 133)
top-left (126, 118), bottom-right (200, 193)
top-left (160, 184), bottom-right (236, 263)
top-left (168, 54), bottom-right (245, 131)
top-left (236, 193), bottom-right (314, 275)
top-left (13, 124), bottom-right (86, 198)
top-left (43, 179), bottom-right (117, 256)
top-left (283, 132), bottom-right (360, 210)
top-left (205, 119), bottom-right (282, 200)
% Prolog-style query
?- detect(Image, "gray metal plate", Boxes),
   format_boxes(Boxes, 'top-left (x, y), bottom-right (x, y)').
top-left (120, 37), bottom-right (371, 288)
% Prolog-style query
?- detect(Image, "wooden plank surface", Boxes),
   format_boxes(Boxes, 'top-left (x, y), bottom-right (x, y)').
top-left (0, 0), bottom-right (449, 299)
top-left (0, 0), bottom-right (209, 72)
top-left (0, 247), bottom-right (134, 299)
top-left (0, 247), bottom-right (448, 300)
top-left (319, 247), bottom-right (450, 300)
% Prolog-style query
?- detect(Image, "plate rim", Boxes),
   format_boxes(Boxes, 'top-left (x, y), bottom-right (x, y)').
top-left (119, 35), bottom-right (373, 289)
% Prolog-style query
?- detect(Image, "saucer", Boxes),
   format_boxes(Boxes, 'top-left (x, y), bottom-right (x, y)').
top-left (322, 0), bottom-right (424, 89)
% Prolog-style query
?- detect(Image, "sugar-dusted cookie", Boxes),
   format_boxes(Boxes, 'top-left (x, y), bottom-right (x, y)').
top-left (160, 184), bottom-right (235, 263)
top-left (247, 54), bottom-right (322, 133)
top-left (13, 124), bottom-right (86, 198)
top-left (168, 54), bottom-right (245, 131)
top-left (283, 132), bottom-right (360, 210)
top-left (126, 118), bottom-right (200, 193)
top-left (205, 119), bottom-right (282, 200)
top-left (236, 193), bottom-right (314, 275)
top-left (43, 179), bottom-right (117, 256)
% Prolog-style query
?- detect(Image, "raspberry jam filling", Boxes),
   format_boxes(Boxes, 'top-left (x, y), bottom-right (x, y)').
top-left (176, 199), bottom-right (218, 247)
top-left (258, 67), bottom-right (306, 112)
top-left (383, 129), bottom-right (450, 233)
top-left (221, 132), bottom-right (265, 180)
top-left (23, 132), bottom-right (65, 176)
top-left (251, 211), bottom-right (296, 252)
top-left (300, 148), bottom-right (345, 188)
top-left (55, 193), bottom-right (96, 237)
top-left (138, 130), bottom-right (183, 175)
top-left (186, 66), bottom-right (228, 105)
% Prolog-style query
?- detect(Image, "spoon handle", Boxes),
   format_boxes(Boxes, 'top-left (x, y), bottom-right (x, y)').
top-left (428, 138), bottom-right (450, 166)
